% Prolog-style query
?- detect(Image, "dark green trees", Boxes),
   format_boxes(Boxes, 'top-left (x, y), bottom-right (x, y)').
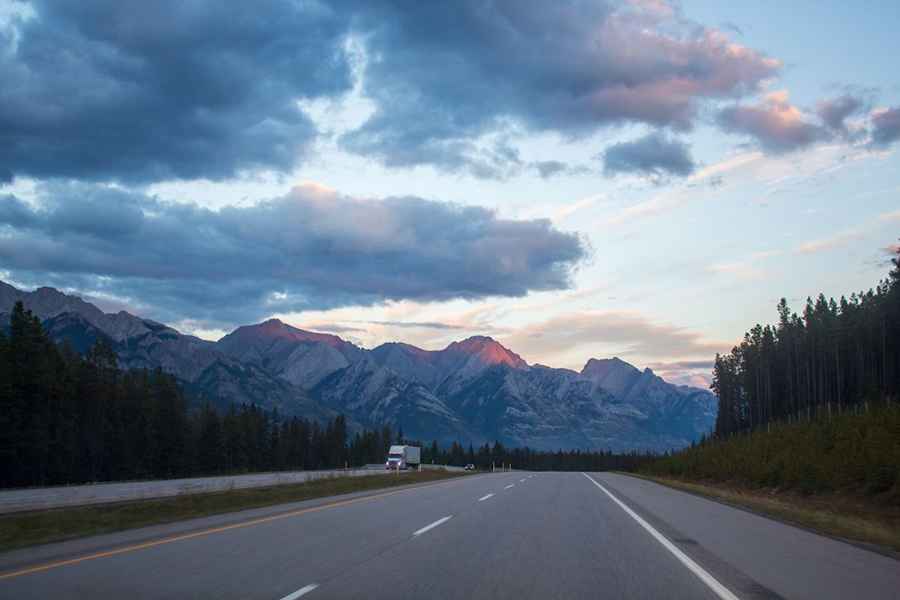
top-left (0, 306), bottom-right (390, 487)
top-left (712, 245), bottom-right (900, 438)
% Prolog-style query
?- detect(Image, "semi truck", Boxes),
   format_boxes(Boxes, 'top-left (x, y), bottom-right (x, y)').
top-left (385, 445), bottom-right (421, 470)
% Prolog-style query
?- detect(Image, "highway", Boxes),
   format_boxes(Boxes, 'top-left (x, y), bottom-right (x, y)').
top-left (0, 472), bottom-right (897, 599)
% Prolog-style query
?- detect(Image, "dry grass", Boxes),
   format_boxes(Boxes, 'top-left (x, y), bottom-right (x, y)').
top-left (636, 474), bottom-right (900, 555)
top-left (0, 469), bottom-right (466, 553)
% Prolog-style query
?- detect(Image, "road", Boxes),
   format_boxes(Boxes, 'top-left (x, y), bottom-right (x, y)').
top-left (0, 472), bottom-right (897, 599)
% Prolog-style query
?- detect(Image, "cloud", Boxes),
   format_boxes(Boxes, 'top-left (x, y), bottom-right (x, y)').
top-left (706, 249), bottom-right (780, 281)
top-left (0, 182), bottom-right (587, 327)
top-left (502, 310), bottom-right (729, 370)
top-left (365, 320), bottom-right (464, 330)
top-left (298, 323), bottom-right (368, 335)
top-left (2, 1), bottom-right (782, 182)
top-left (533, 161), bottom-right (569, 179)
top-left (646, 360), bottom-right (716, 371)
top-left (816, 95), bottom-right (864, 134)
top-left (645, 360), bottom-right (715, 388)
top-left (602, 132), bottom-right (695, 179)
top-left (797, 229), bottom-right (865, 254)
top-left (718, 91), bottom-right (828, 153)
top-left (0, 194), bottom-right (37, 228)
top-left (0, 0), bottom-right (353, 183)
top-left (339, 0), bottom-right (779, 175)
top-left (870, 107), bottom-right (900, 148)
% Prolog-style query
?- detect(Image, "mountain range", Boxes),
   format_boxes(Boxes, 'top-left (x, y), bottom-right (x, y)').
top-left (0, 281), bottom-right (717, 452)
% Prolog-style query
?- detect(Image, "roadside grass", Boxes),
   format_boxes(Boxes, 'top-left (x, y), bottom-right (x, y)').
top-left (631, 473), bottom-right (900, 555)
top-left (0, 469), bottom-right (466, 553)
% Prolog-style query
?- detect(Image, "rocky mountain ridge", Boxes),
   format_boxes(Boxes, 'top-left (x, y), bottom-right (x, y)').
top-left (0, 281), bottom-right (716, 451)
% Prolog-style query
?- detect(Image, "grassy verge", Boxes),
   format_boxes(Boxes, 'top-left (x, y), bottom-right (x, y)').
top-left (0, 469), bottom-right (466, 553)
top-left (633, 473), bottom-right (900, 555)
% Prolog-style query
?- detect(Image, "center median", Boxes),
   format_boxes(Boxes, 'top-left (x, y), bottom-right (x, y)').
top-left (0, 469), bottom-right (469, 554)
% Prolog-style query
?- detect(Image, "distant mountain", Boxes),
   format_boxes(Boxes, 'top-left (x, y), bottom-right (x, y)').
top-left (0, 281), bottom-right (717, 451)
top-left (217, 319), bottom-right (365, 389)
top-left (0, 284), bottom-right (332, 421)
top-left (370, 335), bottom-right (528, 392)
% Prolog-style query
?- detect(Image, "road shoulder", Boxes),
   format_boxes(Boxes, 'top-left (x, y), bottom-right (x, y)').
top-left (626, 472), bottom-right (900, 559)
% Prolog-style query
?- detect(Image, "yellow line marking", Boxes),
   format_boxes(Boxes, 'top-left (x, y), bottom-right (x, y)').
top-left (0, 477), bottom-right (463, 581)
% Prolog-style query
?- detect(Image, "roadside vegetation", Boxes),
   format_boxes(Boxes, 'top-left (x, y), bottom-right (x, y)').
top-left (0, 469), bottom-right (464, 553)
top-left (641, 245), bottom-right (900, 552)
top-left (643, 402), bottom-right (900, 499)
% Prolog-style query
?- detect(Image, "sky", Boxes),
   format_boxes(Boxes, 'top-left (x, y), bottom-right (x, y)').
top-left (1, 0), bottom-right (899, 388)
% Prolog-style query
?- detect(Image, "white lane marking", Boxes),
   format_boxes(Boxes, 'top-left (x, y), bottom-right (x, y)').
top-left (504, 484), bottom-right (515, 490)
top-left (519, 478), bottom-right (526, 482)
top-left (279, 584), bottom-right (319, 599)
top-left (478, 493), bottom-right (495, 502)
top-left (413, 515), bottom-right (453, 536)
top-left (581, 473), bottom-right (739, 600)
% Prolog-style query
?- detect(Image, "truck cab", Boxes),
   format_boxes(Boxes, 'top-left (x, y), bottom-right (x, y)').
top-left (385, 444), bottom-right (421, 470)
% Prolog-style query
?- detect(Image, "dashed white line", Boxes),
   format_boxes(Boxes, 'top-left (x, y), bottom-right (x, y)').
top-left (478, 493), bottom-right (495, 502)
top-left (519, 478), bottom-right (526, 482)
top-left (279, 584), bottom-right (319, 600)
top-left (504, 484), bottom-right (515, 490)
top-left (581, 473), bottom-right (739, 600)
top-left (413, 515), bottom-right (453, 537)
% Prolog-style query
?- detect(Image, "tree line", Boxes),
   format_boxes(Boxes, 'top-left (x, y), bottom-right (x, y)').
top-left (418, 439), bottom-right (653, 472)
top-left (0, 301), bottom-right (394, 488)
top-left (712, 245), bottom-right (900, 437)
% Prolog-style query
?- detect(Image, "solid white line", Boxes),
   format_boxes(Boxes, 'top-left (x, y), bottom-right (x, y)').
top-left (504, 484), bottom-right (515, 489)
top-left (279, 584), bottom-right (319, 600)
top-left (581, 473), bottom-right (739, 600)
top-left (478, 493), bottom-right (495, 502)
top-left (413, 515), bottom-right (452, 536)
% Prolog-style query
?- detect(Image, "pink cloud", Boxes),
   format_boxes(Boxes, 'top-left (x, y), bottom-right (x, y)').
top-left (718, 91), bottom-right (827, 153)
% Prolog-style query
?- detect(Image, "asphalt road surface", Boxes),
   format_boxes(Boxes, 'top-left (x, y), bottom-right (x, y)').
top-left (0, 472), bottom-right (897, 599)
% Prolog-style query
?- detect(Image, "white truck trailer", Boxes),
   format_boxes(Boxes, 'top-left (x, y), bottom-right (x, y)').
top-left (385, 445), bottom-right (421, 470)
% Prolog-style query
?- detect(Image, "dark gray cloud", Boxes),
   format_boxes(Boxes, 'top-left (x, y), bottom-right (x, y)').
top-left (717, 92), bottom-right (828, 153)
top-left (871, 107), bottom-right (900, 147)
top-left (0, 194), bottom-right (36, 228)
top-left (602, 133), bottom-right (695, 179)
top-left (2, 1), bottom-right (780, 182)
top-left (534, 161), bottom-right (569, 179)
top-left (0, 183), bottom-right (586, 326)
top-left (339, 0), bottom-right (779, 175)
top-left (816, 95), bottom-right (864, 133)
top-left (1, 0), bottom-right (352, 183)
